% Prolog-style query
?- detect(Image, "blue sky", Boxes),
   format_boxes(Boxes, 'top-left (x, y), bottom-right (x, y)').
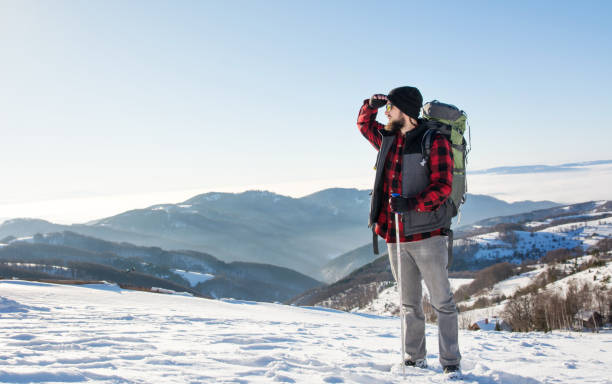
top-left (1, 0), bottom-right (611, 222)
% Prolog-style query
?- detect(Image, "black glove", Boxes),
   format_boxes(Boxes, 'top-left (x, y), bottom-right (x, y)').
top-left (389, 195), bottom-right (417, 213)
top-left (369, 94), bottom-right (388, 109)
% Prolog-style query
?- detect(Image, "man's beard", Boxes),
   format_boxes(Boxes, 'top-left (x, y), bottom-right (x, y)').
top-left (385, 115), bottom-right (405, 132)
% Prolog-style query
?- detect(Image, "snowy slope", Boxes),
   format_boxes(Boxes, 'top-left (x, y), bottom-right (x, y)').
top-left (453, 211), bottom-right (612, 267)
top-left (3, 280), bottom-right (610, 383)
top-left (359, 255), bottom-right (612, 328)
top-left (466, 230), bottom-right (582, 262)
top-left (361, 279), bottom-right (474, 317)
top-left (539, 215), bottom-right (612, 248)
top-left (457, 256), bottom-right (612, 325)
top-left (545, 257), bottom-right (612, 293)
top-left (172, 269), bottom-right (214, 287)
top-left (485, 266), bottom-right (546, 297)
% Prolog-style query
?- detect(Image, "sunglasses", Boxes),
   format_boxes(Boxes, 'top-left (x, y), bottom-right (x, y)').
top-left (385, 103), bottom-right (393, 112)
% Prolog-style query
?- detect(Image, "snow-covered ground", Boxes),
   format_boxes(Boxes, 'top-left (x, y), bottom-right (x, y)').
top-left (545, 257), bottom-right (612, 294)
top-left (172, 269), bottom-right (214, 287)
top-left (461, 215), bottom-right (611, 263)
top-left (524, 208), bottom-right (612, 228)
top-left (361, 279), bottom-right (473, 317)
top-left (1, 280), bottom-right (610, 384)
top-left (457, 257), bottom-right (612, 327)
top-left (360, 269), bottom-right (549, 319)
top-left (0, 262), bottom-right (70, 272)
top-left (359, 256), bottom-right (612, 331)
top-left (487, 266), bottom-right (545, 297)
top-left (540, 215), bottom-right (612, 248)
top-left (468, 230), bottom-right (582, 262)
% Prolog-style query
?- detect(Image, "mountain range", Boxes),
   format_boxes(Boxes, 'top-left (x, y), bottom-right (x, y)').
top-left (0, 231), bottom-right (321, 302)
top-left (0, 188), bottom-right (559, 281)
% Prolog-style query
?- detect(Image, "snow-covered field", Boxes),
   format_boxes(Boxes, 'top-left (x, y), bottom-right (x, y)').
top-left (1, 280), bottom-right (611, 384)
top-left (541, 215), bottom-right (612, 248)
top-left (461, 214), bottom-right (612, 263)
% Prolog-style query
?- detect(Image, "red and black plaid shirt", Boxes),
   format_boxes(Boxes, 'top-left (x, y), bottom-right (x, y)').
top-left (357, 100), bottom-right (453, 243)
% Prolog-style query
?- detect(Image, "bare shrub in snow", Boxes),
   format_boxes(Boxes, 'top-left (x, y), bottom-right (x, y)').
top-left (503, 279), bottom-right (612, 332)
top-left (542, 247), bottom-right (582, 264)
top-left (503, 295), bottom-right (535, 332)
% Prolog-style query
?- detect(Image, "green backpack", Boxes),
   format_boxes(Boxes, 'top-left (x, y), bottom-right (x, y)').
top-left (421, 100), bottom-right (470, 223)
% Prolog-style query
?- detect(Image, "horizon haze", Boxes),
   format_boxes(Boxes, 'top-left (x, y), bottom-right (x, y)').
top-left (0, 159), bottom-right (610, 225)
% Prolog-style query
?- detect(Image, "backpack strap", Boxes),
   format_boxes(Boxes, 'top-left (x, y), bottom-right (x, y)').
top-left (420, 120), bottom-right (454, 163)
top-left (421, 128), bottom-right (438, 164)
top-left (372, 227), bottom-right (379, 255)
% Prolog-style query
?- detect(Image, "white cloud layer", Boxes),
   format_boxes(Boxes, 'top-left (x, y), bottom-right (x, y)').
top-left (1, 163), bottom-right (610, 225)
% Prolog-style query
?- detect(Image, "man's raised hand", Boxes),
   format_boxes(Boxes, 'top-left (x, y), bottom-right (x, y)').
top-left (369, 94), bottom-right (388, 109)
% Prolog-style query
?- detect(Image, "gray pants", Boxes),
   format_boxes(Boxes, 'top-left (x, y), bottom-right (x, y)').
top-left (387, 235), bottom-right (461, 366)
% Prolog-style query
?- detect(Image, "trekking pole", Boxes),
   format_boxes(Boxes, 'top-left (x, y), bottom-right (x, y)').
top-left (391, 193), bottom-right (405, 376)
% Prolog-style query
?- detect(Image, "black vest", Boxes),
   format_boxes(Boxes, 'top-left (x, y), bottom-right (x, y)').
top-left (369, 124), bottom-right (452, 236)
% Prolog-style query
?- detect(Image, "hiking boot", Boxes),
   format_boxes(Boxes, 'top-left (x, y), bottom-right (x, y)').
top-left (443, 364), bottom-right (461, 379)
top-left (404, 359), bottom-right (428, 368)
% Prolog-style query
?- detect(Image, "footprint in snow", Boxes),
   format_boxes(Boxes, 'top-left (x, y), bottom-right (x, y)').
top-left (241, 344), bottom-right (287, 351)
top-left (323, 377), bottom-right (344, 383)
top-left (9, 334), bottom-right (36, 341)
top-left (564, 360), bottom-right (578, 369)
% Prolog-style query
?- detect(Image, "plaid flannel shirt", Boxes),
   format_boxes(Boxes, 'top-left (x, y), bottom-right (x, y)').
top-left (357, 100), bottom-right (453, 243)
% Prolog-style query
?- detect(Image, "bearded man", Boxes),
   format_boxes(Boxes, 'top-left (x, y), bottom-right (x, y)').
top-left (357, 86), bottom-right (461, 377)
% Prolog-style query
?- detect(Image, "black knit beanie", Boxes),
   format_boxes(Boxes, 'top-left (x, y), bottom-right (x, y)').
top-left (387, 86), bottom-right (423, 120)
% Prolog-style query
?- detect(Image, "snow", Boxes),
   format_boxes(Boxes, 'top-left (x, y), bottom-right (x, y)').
top-left (539, 216), bottom-right (612, 247)
top-left (462, 206), bottom-right (611, 263)
top-left (457, 266), bottom-right (548, 309)
top-left (360, 279), bottom-right (474, 317)
top-left (524, 221), bottom-right (549, 228)
top-left (458, 258), bottom-right (612, 327)
top-left (471, 317), bottom-right (507, 331)
top-left (360, 256), bottom-right (612, 337)
top-left (489, 266), bottom-right (547, 297)
top-left (471, 232), bottom-right (509, 247)
top-left (468, 229), bottom-right (587, 261)
top-left (150, 287), bottom-right (193, 296)
top-left (450, 278), bottom-right (474, 291)
top-left (0, 280), bottom-right (611, 383)
top-left (546, 259), bottom-right (612, 294)
top-left (172, 269), bottom-right (215, 287)
top-left (1, 262), bottom-right (71, 271)
top-left (203, 194), bottom-right (222, 201)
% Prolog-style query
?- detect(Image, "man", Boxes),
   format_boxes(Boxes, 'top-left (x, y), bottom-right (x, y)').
top-left (357, 86), bottom-right (461, 377)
